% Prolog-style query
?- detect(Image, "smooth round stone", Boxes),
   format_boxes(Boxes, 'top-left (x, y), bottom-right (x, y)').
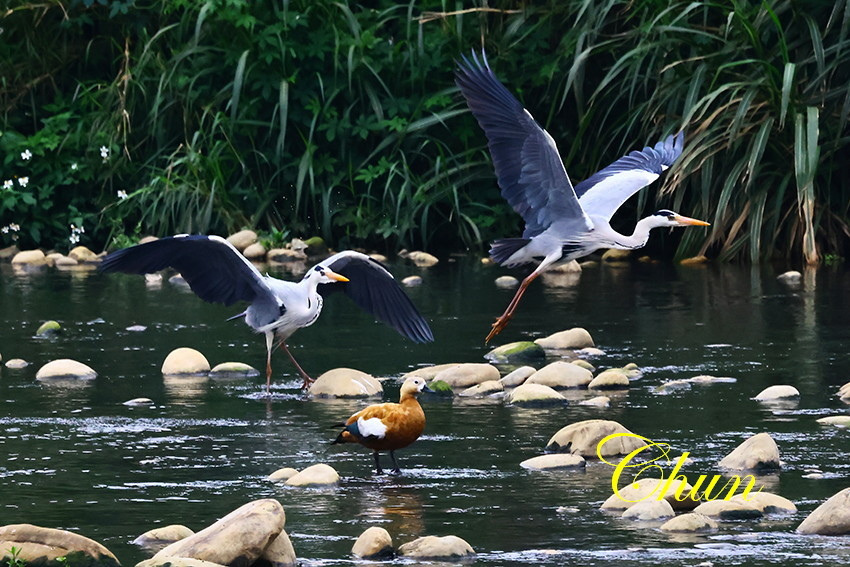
top-left (161, 348), bottom-right (210, 376)
top-left (0, 524), bottom-right (119, 566)
top-left (36, 359), bottom-right (97, 380)
top-left (138, 556), bottom-right (226, 567)
top-left (660, 513), bottom-right (718, 532)
top-left (427, 380), bottom-right (454, 395)
top-left (302, 236), bottom-right (329, 256)
top-left (5, 359), bottom-right (28, 369)
top-left (397, 535), bottom-right (473, 559)
top-left (526, 361), bottom-right (593, 389)
top-left (123, 398), bottom-right (155, 407)
top-left (499, 366), bottom-right (536, 388)
top-left (267, 248), bottom-right (307, 263)
top-left (797, 487), bottom-right (850, 535)
top-left (369, 253), bottom-right (388, 263)
top-left (485, 341), bottom-right (545, 364)
top-left (226, 230), bottom-right (258, 252)
top-left (69, 246), bottom-right (99, 263)
top-left (602, 248), bottom-right (631, 262)
top-left (754, 385), bottom-right (800, 400)
top-left (505, 383), bottom-right (567, 405)
top-left (11, 249), bottom-right (47, 265)
top-left (816, 416), bottom-right (850, 427)
top-left (458, 380), bottom-right (504, 398)
top-left (309, 368), bottom-right (382, 398)
top-left (680, 255), bottom-right (710, 265)
top-left (729, 491), bottom-right (797, 514)
top-left (268, 468), bottom-right (299, 482)
top-left (54, 255), bottom-right (79, 267)
top-left (432, 363), bottom-right (500, 389)
top-left (718, 432), bottom-right (781, 471)
top-left (133, 525), bottom-right (195, 551)
top-left (405, 251), bottom-right (439, 266)
top-left (242, 242), bottom-right (267, 260)
top-left (402, 275), bottom-right (423, 287)
top-left (209, 362), bottom-right (260, 379)
top-left (588, 369), bottom-right (630, 390)
top-left (546, 419), bottom-right (644, 457)
top-left (534, 328), bottom-right (594, 350)
top-left (351, 527), bottom-right (393, 559)
top-left (285, 464), bottom-right (340, 487)
top-left (403, 363), bottom-right (468, 382)
top-left (693, 499), bottom-right (763, 519)
top-left (621, 499), bottom-right (675, 521)
top-left (495, 275), bottom-right (519, 288)
top-left (261, 530), bottom-right (296, 566)
top-left (600, 477), bottom-right (700, 511)
top-left (579, 396), bottom-right (610, 407)
top-left (571, 359), bottom-right (595, 372)
top-left (519, 454), bottom-right (586, 470)
top-left (777, 270), bottom-right (802, 287)
top-left (35, 320), bottom-right (62, 336)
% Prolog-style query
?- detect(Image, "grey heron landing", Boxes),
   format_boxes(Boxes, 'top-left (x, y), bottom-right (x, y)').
top-left (455, 51), bottom-right (709, 343)
top-left (99, 235), bottom-right (433, 391)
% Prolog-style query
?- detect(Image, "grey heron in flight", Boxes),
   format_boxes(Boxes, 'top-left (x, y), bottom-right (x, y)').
top-left (99, 235), bottom-right (433, 391)
top-left (455, 51), bottom-right (709, 343)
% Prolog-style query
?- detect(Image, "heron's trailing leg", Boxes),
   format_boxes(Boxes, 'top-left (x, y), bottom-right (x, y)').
top-left (485, 270), bottom-right (542, 344)
top-left (280, 341), bottom-right (314, 390)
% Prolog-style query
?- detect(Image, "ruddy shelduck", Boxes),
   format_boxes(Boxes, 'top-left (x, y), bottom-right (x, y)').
top-left (332, 376), bottom-right (432, 474)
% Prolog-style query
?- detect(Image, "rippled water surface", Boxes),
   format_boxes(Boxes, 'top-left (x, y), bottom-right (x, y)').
top-left (1, 258), bottom-right (849, 566)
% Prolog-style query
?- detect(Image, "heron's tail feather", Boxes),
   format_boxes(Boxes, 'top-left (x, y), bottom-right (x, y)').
top-left (490, 238), bottom-right (531, 266)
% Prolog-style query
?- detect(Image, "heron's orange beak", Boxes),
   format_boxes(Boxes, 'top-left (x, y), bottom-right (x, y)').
top-left (326, 269), bottom-right (349, 282)
top-left (674, 214), bottom-right (710, 227)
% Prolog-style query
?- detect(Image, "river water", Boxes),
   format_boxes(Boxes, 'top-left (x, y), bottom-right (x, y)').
top-left (1, 256), bottom-right (849, 566)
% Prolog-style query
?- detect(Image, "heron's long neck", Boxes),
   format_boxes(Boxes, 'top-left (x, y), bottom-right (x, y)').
top-left (596, 216), bottom-right (659, 250)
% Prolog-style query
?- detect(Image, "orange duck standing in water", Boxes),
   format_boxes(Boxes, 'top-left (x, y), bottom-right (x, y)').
top-left (332, 376), bottom-right (432, 474)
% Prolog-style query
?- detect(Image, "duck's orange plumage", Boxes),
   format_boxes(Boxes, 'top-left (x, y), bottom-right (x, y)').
top-left (332, 376), bottom-right (431, 474)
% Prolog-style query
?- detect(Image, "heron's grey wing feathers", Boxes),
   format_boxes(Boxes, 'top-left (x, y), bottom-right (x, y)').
top-left (317, 251), bottom-right (433, 344)
top-left (99, 235), bottom-right (274, 307)
top-left (455, 51), bottom-right (591, 239)
top-left (574, 132), bottom-right (684, 223)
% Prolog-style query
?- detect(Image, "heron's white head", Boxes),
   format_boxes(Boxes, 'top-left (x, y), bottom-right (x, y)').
top-left (303, 264), bottom-right (350, 285)
top-left (649, 209), bottom-right (710, 229)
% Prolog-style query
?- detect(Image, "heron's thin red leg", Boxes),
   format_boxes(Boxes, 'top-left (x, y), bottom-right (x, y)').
top-left (281, 341), bottom-right (314, 390)
top-left (485, 271), bottom-right (541, 344)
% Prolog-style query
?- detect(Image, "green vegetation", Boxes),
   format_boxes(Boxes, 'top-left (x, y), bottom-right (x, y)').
top-left (2, 1), bottom-right (848, 262)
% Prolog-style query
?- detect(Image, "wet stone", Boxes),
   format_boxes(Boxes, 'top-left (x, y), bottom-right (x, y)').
top-left (351, 527), bottom-right (394, 559)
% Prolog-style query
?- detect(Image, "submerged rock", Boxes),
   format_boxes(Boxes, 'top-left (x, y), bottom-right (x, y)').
top-left (268, 468), bottom-right (299, 482)
top-left (308, 368), bottom-right (382, 398)
top-left (526, 361), bottom-right (593, 389)
top-left (161, 348), bottom-right (210, 376)
top-left (718, 432), bottom-right (781, 471)
top-left (660, 513), bottom-right (718, 533)
top-left (36, 359), bottom-right (97, 380)
top-left (693, 499), bottom-right (763, 519)
top-left (123, 398), bottom-right (155, 407)
top-left (534, 327), bottom-right (594, 350)
top-left (485, 341), bottom-right (545, 364)
top-left (402, 275), bottom-right (422, 287)
top-left (458, 380), bottom-right (504, 398)
top-left (209, 362), bottom-right (260, 379)
top-left (753, 385), bottom-right (800, 400)
top-left (588, 369), bottom-right (630, 390)
top-left (600, 477), bottom-right (700, 511)
top-left (352, 527), bottom-right (394, 559)
top-left (776, 270), bottom-right (803, 288)
top-left (494, 275), bottom-right (519, 288)
top-left (796, 487), bottom-right (850, 535)
top-left (397, 535), bottom-right (474, 559)
top-left (545, 419), bottom-right (645, 458)
top-left (621, 499), bottom-right (675, 521)
top-left (505, 383), bottom-right (567, 405)
top-left (267, 248), bottom-right (307, 263)
top-left (578, 396), bottom-right (610, 407)
top-left (0, 524), bottom-right (120, 567)
top-left (285, 464), bottom-right (340, 487)
top-left (35, 320), bottom-right (62, 336)
top-left (432, 363), bottom-right (500, 389)
top-left (5, 358), bottom-right (28, 369)
top-left (816, 415), bottom-right (850, 427)
top-left (133, 525), bottom-right (195, 552)
top-left (729, 491), bottom-right (797, 514)
top-left (519, 454), bottom-right (585, 470)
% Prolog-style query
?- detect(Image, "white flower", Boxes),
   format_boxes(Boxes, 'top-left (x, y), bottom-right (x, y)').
top-left (10, 224), bottom-right (19, 231)
top-left (100, 146), bottom-right (110, 159)
top-left (2, 179), bottom-right (12, 190)
top-left (1, 227), bottom-right (7, 234)
top-left (21, 149), bottom-right (32, 161)
top-left (116, 190), bottom-right (128, 200)
top-left (69, 234), bottom-right (80, 245)
top-left (71, 163), bottom-right (78, 171)
top-left (18, 177), bottom-right (29, 187)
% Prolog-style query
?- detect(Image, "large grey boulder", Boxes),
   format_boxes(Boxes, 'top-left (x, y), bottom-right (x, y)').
top-left (797, 486), bottom-right (850, 535)
top-left (545, 419), bottom-right (645, 458)
top-left (718, 432), bottom-right (781, 471)
top-left (154, 499), bottom-right (287, 566)
top-left (351, 527), bottom-right (394, 559)
top-left (526, 361), bottom-right (593, 389)
top-left (308, 368), bottom-right (382, 398)
top-left (397, 535), bottom-right (473, 559)
top-left (0, 524), bottom-right (120, 567)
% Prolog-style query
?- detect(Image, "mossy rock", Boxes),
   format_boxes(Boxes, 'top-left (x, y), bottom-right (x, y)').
top-left (485, 341), bottom-right (546, 364)
top-left (303, 236), bottom-right (329, 256)
top-left (427, 380), bottom-right (454, 395)
top-left (36, 320), bottom-right (62, 336)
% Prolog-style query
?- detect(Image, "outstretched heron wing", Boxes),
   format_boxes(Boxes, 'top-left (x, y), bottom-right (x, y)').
top-left (574, 132), bottom-right (684, 223)
top-left (455, 51), bottom-right (592, 238)
top-left (99, 235), bottom-right (274, 307)
top-left (317, 251), bottom-right (434, 344)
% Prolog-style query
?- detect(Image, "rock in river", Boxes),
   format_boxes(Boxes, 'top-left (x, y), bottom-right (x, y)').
top-left (398, 535), bottom-right (474, 559)
top-left (753, 385), bottom-right (800, 401)
top-left (268, 468), bottom-right (299, 482)
top-left (494, 275), bottom-right (519, 288)
top-left (352, 527), bottom-right (394, 559)
top-left (588, 369), bottom-right (630, 390)
top-left (519, 454), bottom-right (586, 470)
top-left (534, 327), bottom-right (594, 350)
top-left (36, 359), bottom-right (97, 380)
top-left (432, 363), bottom-right (500, 389)
top-left (11, 249), bottom-right (47, 266)
top-left (693, 499), bottom-right (763, 520)
top-left (659, 513), bottom-right (718, 533)
top-left (545, 419), bottom-right (645, 458)
top-left (621, 499), bottom-right (675, 521)
top-left (600, 477), bottom-right (700, 511)
top-left (718, 432), bottom-right (781, 471)
top-left (209, 362), bottom-right (260, 379)
top-left (36, 320), bottom-right (62, 336)
top-left (500, 366), bottom-right (536, 387)
top-left (816, 415), bottom-right (850, 427)
top-left (796, 486), bottom-right (850, 535)
top-left (485, 341), bottom-right (545, 364)
top-left (505, 383), bottom-right (567, 406)
top-left (161, 348), bottom-right (210, 376)
top-left (729, 491), bottom-right (797, 514)
top-left (0, 523), bottom-right (120, 567)
top-left (154, 498), bottom-right (289, 566)
top-left (285, 463), bottom-right (340, 487)
top-left (308, 368), bottom-right (382, 398)
top-left (458, 380), bottom-right (503, 398)
top-left (133, 525), bottom-right (195, 552)
top-left (526, 361), bottom-right (593, 389)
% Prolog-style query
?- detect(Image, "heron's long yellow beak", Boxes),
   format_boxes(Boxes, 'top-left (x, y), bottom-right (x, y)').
top-left (326, 269), bottom-right (349, 282)
top-left (674, 214), bottom-right (711, 227)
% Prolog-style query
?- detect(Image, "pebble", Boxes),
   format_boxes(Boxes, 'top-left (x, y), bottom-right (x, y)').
top-left (402, 275), bottom-right (423, 287)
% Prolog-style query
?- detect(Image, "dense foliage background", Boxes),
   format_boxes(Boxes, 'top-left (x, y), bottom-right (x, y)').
top-left (2, 0), bottom-right (848, 262)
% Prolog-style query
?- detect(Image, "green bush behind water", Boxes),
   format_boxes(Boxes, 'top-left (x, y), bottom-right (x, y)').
top-left (1, 0), bottom-right (848, 263)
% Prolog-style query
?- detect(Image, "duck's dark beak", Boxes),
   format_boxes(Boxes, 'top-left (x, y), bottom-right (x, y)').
top-left (422, 384), bottom-right (435, 394)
